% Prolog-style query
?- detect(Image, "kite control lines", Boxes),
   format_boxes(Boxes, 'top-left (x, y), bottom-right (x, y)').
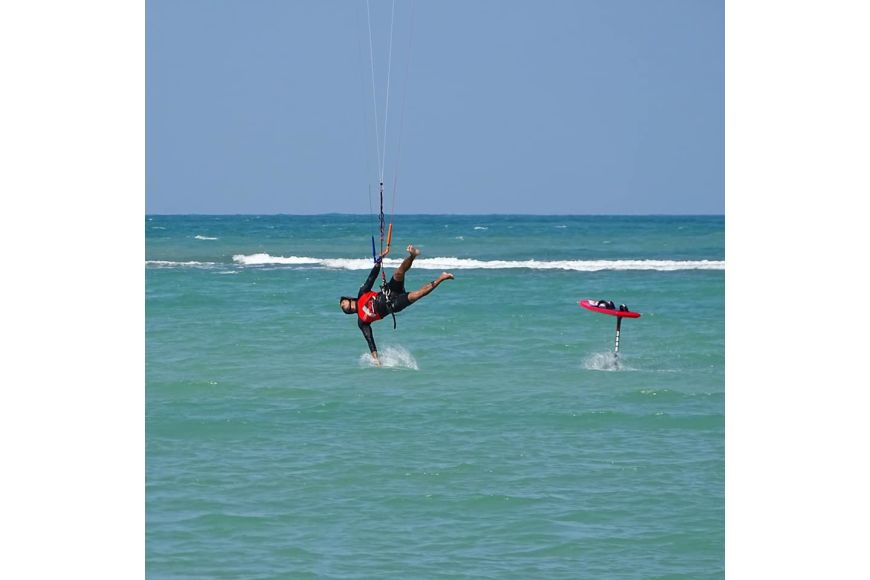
top-left (370, 181), bottom-right (393, 267)
top-left (578, 299), bottom-right (641, 360)
top-left (372, 180), bottom-right (396, 329)
top-left (361, 0), bottom-right (414, 331)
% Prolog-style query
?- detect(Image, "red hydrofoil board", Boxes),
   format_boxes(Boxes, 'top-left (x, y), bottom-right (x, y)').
top-left (579, 300), bottom-right (641, 318)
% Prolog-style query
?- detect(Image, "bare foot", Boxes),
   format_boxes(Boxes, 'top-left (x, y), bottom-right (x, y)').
top-left (407, 244), bottom-right (422, 257)
top-left (438, 272), bottom-right (455, 281)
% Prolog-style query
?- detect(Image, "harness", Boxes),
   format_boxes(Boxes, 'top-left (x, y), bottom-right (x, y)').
top-left (356, 286), bottom-right (397, 329)
top-left (380, 280), bottom-right (398, 330)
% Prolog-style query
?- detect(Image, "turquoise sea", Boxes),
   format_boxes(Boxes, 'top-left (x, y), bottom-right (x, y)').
top-left (146, 215), bottom-right (724, 579)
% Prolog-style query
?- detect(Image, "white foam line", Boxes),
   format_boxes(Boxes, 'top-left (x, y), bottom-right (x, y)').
top-left (232, 253), bottom-right (320, 266)
top-left (230, 254), bottom-right (725, 271)
top-left (146, 260), bottom-right (218, 267)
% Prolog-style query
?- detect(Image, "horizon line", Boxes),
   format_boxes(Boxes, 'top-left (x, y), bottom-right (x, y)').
top-left (145, 212), bottom-right (725, 217)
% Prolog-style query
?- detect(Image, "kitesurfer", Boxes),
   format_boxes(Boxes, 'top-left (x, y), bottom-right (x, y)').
top-left (340, 244), bottom-right (454, 365)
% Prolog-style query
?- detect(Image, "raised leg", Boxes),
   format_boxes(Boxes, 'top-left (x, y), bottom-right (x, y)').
top-left (392, 244), bottom-right (421, 283)
top-left (408, 272), bottom-right (454, 303)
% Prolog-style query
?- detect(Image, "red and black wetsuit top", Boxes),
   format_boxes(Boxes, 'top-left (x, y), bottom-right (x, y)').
top-left (357, 290), bottom-right (382, 324)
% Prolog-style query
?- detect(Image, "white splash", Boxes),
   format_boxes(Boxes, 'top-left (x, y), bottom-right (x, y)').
top-left (582, 352), bottom-right (629, 371)
top-left (195, 235), bottom-right (218, 240)
top-left (359, 345), bottom-right (419, 370)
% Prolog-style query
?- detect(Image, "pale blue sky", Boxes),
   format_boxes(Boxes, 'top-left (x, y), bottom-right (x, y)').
top-left (146, 0), bottom-right (723, 214)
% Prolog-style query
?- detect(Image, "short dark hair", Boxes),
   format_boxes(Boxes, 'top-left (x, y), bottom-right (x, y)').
top-left (339, 296), bottom-right (355, 314)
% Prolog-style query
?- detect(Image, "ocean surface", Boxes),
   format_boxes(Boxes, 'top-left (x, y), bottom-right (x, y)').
top-left (146, 215), bottom-right (724, 579)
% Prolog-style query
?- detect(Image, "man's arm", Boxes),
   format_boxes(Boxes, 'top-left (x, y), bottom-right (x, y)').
top-left (358, 247), bottom-right (390, 297)
top-left (358, 319), bottom-right (379, 365)
top-left (358, 262), bottom-right (381, 297)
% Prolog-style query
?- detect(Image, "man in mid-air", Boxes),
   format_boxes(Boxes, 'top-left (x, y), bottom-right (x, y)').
top-left (340, 244), bottom-right (454, 365)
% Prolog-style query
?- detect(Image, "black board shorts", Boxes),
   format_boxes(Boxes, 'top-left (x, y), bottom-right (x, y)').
top-left (383, 276), bottom-right (412, 313)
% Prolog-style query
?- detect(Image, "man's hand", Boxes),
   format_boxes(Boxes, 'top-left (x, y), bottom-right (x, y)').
top-left (374, 246), bottom-right (389, 264)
